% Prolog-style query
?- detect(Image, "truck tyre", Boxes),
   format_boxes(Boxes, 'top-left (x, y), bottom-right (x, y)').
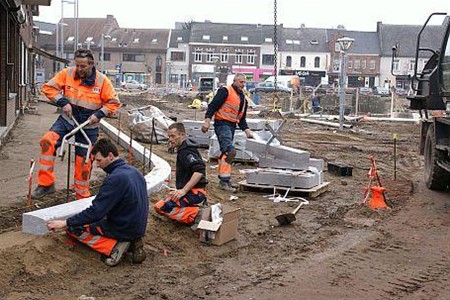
top-left (424, 124), bottom-right (450, 190)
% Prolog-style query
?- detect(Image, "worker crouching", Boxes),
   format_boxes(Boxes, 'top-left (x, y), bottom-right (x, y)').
top-left (47, 138), bottom-right (148, 267)
top-left (154, 123), bottom-right (208, 227)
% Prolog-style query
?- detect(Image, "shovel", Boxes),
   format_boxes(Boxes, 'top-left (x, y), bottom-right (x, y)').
top-left (275, 198), bottom-right (309, 226)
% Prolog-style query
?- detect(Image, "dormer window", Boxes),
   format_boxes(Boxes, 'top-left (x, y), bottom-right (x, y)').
top-left (133, 38), bottom-right (139, 43)
top-left (293, 40), bottom-right (300, 45)
top-left (151, 38), bottom-right (158, 43)
top-left (310, 39), bottom-right (319, 45)
top-left (241, 36), bottom-right (248, 42)
top-left (86, 37), bottom-right (93, 43)
top-left (67, 36), bottom-right (74, 42)
top-left (223, 35), bottom-right (228, 41)
top-left (286, 39), bottom-right (293, 44)
top-left (177, 37), bottom-right (183, 41)
top-left (265, 38), bottom-right (272, 43)
top-left (202, 35), bottom-right (210, 41)
top-left (111, 37), bottom-right (117, 42)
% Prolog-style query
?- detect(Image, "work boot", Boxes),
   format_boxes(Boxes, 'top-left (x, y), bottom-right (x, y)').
top-left (190, 208), bottom-right (205, 231)
top-left (31, 184), bottom-right (55, 199)
top-left (104, 241), bottom-right (130, 267)
top-left (128, 238), bottom-right (146, 264)
top-left (219, 181), bottom-right (237, 193)
top-left (225, 149), bottom-right (237, 164)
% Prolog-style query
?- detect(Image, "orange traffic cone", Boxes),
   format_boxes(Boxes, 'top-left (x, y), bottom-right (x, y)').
top-left (368, 186), bottom-right (388, 209)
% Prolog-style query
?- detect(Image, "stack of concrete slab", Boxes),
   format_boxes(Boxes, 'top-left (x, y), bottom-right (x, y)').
top-left (242, 138), bottom-right (325, 190)
top-left (183, 120), bottom-right (213, 148)
top-left (205, 119), bottom-right (282, 162)
top-left (208, 130), bottom-right (277, 161)
top-left (243, 167), bottom-right (323, 189)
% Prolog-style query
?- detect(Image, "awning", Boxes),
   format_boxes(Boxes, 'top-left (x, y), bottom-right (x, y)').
top-left (31, 46), bottom-right (70, 64)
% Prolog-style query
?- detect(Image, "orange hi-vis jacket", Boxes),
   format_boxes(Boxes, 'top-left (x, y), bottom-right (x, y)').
top-left (42, 67), bottom-right (120, 127)
top-left (213, 85), bottom-right (247, 124)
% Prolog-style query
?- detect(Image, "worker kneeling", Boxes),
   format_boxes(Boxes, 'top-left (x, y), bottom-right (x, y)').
top-left (47, 138), bottom-right (148, 267)
top-left (154, 122), bottom-right (208, 227)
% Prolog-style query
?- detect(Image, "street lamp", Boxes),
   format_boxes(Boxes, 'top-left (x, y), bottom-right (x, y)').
top-left (337, 37), bottom-right (354, 130)
top-left (60, 0), bottom-right (75, 59)
top-left (100, 33), bottom-right (111, 73)
top-left (166, 60), bottom-right (172, 85)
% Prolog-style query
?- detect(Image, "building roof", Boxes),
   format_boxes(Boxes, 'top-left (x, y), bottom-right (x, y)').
top-left (327, 29), bottom-right (381, 55)
top-left (169, 29), bottom-right (190, 48)
top-left (34, 20), bottom-right (56, 48)
top-left (377, 22), bottom-right (446, 57)
top-left (279, 27), bottom-right (328, 52)
top-left (104, 28), bottom-right (170, 51)
top-left (190, 21), bottom-right (274, 45)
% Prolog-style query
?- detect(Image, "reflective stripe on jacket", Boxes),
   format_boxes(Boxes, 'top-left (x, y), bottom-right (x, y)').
top-left (213, 86), bottom-right (246, 124)
top-left (42, 67), bottom-right (120, 118)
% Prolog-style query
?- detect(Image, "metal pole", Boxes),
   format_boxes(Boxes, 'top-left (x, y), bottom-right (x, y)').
top-left (101, 33), bottom-right (104, 73)
top-left (55, 20), bottom-right (59, 70)
top-left (74, 0), bottom-right (78, 51)
top-left (355, 87), bottom-right (359, 116)
top-left (339, 51), bottom-right (345, 130)
top-left (61, 0), bottom-right (64, 60)
top-left (390, 88), bottom-right (395, 118)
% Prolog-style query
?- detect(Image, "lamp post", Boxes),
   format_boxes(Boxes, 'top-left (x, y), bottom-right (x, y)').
top-left (100, 34), bottom-right (111, 73)
top-left (166, 60), bottom-right (172, 86)
top-left (61, 0), bottom-right (75, 59)
top-left (74, 0), bottom-right (79, 51)
top-left (337, 37), bottom-right (354, 130)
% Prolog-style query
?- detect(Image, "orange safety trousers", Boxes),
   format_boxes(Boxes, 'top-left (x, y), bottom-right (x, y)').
top-left (218, 153), bottom-right (232, 181)
top-left (37, 131), bottom-right (92, 199)
top-left (67, 224), bottom-right (117, 256)
top-left (154, 188), bottom-right (206, 225)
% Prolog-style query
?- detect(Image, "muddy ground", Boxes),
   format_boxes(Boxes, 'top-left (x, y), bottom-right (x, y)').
top-left (0, 91), bottom-right (449, 300)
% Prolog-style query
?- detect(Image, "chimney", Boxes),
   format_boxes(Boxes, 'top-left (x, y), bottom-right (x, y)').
top-left (104, 14), bottom-right (119, 34)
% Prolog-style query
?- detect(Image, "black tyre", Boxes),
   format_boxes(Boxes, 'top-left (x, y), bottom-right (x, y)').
top-left (424, 124), bottom-right (450, 190)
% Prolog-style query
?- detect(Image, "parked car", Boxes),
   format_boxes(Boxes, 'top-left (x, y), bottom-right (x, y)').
top-left (357, 87), bottom-right (372, 95)
top-left (248, 82), bottom-right (292, 94)
top-left (372, 86), bottom-right (390, 97)
top-left (121, 80), bottom-right (148, 90)
top-left (395, 87), bottom-right (407, 97)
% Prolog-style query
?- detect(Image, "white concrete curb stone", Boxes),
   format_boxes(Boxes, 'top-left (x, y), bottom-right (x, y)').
top-left (22, 119), bottom-right (171, 235)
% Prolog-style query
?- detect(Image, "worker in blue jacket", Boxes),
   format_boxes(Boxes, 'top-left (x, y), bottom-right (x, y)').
top-left (47, 138), bottom-right (148, 267)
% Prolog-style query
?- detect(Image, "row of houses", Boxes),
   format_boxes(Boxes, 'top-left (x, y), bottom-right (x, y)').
top-left (34, 15), bottom-right (448, 90)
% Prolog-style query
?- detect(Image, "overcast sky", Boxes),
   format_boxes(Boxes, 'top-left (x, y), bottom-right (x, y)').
top-left (35, 0), bottom-right (450, 31)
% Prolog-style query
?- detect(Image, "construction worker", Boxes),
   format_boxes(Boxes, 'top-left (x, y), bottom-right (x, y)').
top-left (47, 138), bottom-right (148, 267)
top-left (154, 122), bottom-right (207, 226)
top-left (32, 49), bottom-right (120, 200)
top-left (201, 73), bottom-right (253, 192)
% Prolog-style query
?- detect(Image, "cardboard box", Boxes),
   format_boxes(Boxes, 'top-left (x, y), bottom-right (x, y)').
top-left (197, 204), bottom-right (240, 246)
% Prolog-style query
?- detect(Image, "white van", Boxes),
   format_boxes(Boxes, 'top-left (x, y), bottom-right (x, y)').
top-left (264, 75), bottom-right (298, 89)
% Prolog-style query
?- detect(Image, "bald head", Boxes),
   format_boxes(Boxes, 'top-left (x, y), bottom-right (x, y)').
top-left (232, 73), bottom-right (246, 91)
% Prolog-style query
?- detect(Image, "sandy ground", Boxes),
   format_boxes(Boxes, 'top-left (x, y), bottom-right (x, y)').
top-left (0, 92), bottom-right (449, 300)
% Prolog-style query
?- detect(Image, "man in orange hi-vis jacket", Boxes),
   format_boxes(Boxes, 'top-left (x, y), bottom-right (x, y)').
top-left (201, 73), bottom-right (253, 192)
top-left (32, 49), bottom-right (120, 200)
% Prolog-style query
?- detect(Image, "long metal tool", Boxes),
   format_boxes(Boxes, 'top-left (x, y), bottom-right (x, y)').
top-left (58, 118), bottom-right (92, 164)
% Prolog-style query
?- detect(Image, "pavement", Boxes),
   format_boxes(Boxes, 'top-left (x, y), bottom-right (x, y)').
top-left (0, 98), bottom-right (101, 208)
